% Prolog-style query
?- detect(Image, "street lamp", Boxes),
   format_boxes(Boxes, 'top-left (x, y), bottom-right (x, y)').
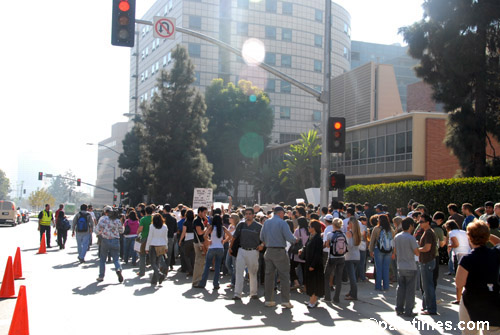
top-left (86, 142), bottom-right (121, 155)
top-left (98, 163), bottom-right (116, 206)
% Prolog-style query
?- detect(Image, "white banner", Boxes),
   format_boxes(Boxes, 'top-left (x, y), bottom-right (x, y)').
top-left (192, 188), bottom-right (213, 210)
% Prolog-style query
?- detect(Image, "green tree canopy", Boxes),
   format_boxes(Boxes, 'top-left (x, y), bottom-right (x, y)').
top-left (28, 188), bottom-right (55, 211)
top-left (279, 130), bottom-right (321, 202)
top-left (400, 0), bottom-right (500, 176)
top-left (204, 79), bottom-right (274, 199)
top-left (0, 169), bottom-right (10, 200)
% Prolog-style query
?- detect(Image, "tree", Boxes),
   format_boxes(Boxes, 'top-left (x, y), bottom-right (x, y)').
top-left (400, 0), bottom-right (500, 176)
top-left (47, 170), bottom-right (76, 204)
top-left (0, 169), bottom-right (10, 200)
top-left (28, 188), bottom-right (55, 211)
top-left (115, 122), bottom-right (150, 205)
top-left (204, 79), bottom-right (274, 199)
top-left (279, 130), bottom-right (321, 202)
top-left (249, 159), bottom-right (285, 204)
top-left (140, 45), bottom-right (214, 204)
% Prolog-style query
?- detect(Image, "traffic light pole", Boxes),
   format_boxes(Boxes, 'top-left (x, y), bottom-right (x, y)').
top-left (39, 174), bottom-right (114, 194)
top-left (135, 16), bottom-right (332, 207)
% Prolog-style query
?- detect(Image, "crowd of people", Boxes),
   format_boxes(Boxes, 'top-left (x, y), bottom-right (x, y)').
top-left (38, 199), bottom-right (500, 332)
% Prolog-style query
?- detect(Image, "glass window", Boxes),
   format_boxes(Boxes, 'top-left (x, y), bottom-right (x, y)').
top-left (368, 138), bottom-right (376, 163)
top-left (281, 54), bottom-right (291, 68)
top-left (265, 26), bottom-right (276, 39)
top-left (168, 52), bottom-right (172, 63)
top-left (314, 60), bottom-right (322, 73)
top-left (352, 141), bottom-right (359, 160)
top-left (406, 131), bottom-right (412, 153)
top-left (345, 142), bottom-right (352, 161)
top-left (281, 81), bottom-right (291, 93)
top-left (265, 52), bottom-right (276, 65)
top-left (386, 134), bottom-right (395, 161)
top-left (351, 51), bottom-right (360, 61)
top-left (237, 0), bottom-right (249, 8)
top-left (280, 106), bottom-right (291, 119)
top-left (314, 34), bottom-right (322, 47)
top-left (266, 0), bottom-right (277, 12)
top-left (313, 110), bottom-right (321, 121)
top-left (188, 43), bottom-right (201, 57)
top-left (237, 22), bottom-right (248, 36)
top-left (360, 139), bottom-right (367, 159)
top-left (189, 16), bottom-right (202, 30)
top-left (265, 79), bottom-right (275, 92)
top-left (343, 46), bottom-right (349, 60)
top-left (163, 55), bottom-right (167, 66)
top-left (377, 137), bottom-right (385, 162)
top-left (315, 9), bottom-right (323, 22)
top-left (282, 2), bottom-right (293, 15)
top-left (396, 133), bottom-right (406, 154)
top-left (282, 28), bottom-right (292, 41)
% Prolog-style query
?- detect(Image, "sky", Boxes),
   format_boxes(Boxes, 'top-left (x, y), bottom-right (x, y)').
top-left (0, 0), bottom-right (424, 197)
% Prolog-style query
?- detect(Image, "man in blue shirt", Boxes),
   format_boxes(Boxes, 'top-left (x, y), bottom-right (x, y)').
top-left (260, 206), bottom-right (298, 308)
top-left (461, 203), bottom-right (476, 231)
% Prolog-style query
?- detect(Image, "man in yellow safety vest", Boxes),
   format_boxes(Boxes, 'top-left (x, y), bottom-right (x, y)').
top-left (38, 204), bottom-right (54, 248)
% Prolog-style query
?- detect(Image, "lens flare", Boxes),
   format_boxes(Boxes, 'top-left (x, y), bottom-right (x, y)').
top-left (241, 38), bottom-right (265, 66)
top-left (239, 132), bottom-right (264, 158)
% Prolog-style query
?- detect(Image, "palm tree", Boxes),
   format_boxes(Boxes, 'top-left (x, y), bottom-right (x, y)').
top-left (279, 130), bottom-right (321, 201)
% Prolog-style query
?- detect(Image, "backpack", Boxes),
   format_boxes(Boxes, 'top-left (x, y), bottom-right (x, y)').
top-left (330, 230), bottom-right (347, 257)
top-left (378, 229), bottom-right (393, 253)
top-left (77, 212), bottom-right (89, 232)
top-left (333, 210), bottom-right (345, 220)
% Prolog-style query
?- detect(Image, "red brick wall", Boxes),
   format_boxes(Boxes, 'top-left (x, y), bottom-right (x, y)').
top-left (407, 81), bottom-right (437, 112)
top-left (425, 118), bottom-right (500, 180)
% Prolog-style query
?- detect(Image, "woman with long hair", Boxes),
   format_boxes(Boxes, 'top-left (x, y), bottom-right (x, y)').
top-left (291, 217), bottom-right (309, 289)
top-left (146, 213), bottom-right (168, 286)
top-left (345, 216), bottom-right (361, 300)
top-left (369, 214), bottom-right (394, 291)
top-left (223, 213), bottom-right (240, 288)
top-left (123, 211), bottom-right (140, 265)
top-left (197, 214), bottom-right (225, 289)
top-left (303, 220), bottom-right (324, 308)
top-left (178, 209), bottom-right (196, 277)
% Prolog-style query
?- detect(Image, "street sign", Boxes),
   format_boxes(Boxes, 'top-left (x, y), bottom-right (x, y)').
top-left (153, 17), bottom-right (175, 39)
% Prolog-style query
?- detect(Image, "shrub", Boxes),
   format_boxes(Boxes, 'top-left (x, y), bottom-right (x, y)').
top-left (344, 177), bottom-right (500, 216)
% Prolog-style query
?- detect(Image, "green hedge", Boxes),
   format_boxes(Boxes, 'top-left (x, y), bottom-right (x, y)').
top-left (344, 177), bottom-right (500, 216)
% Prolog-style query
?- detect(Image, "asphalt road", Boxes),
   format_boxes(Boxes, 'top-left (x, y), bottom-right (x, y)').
top-left (0, 219), bottom-right (462, 335)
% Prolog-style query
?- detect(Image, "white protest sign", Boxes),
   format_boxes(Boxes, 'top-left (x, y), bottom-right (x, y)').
top-left (192, 188), bottom-right (213, 210)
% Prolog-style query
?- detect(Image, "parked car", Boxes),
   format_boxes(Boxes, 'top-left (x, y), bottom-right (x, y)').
top-left (0, 200), bottom-right (20, 226)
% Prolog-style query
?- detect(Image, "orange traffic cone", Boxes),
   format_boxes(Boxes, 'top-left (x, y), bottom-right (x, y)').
top-left (0, 256), bottom-right (16, 299)
top-left (37, 232), bottom-right (47, 254)
top-left (8, 285), bottom-right (29, 335)
top-left (13, 247), bottom-right (24, 280)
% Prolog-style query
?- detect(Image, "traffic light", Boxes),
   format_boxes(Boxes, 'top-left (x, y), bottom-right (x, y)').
top-left (120, 192), bottom-right (124, 200)
top-left (38, 172), bottom-right (43, 180)
top-left (111, 0), bottom-right (136, 47)
top-left (114, 195), bottom-right (118, 202)
top-left (328, 117), bottom-right (346, 153)
top-left (77, 178), bottom-right (81, 186)
top-left (329, 172), bottom-right (346, 190)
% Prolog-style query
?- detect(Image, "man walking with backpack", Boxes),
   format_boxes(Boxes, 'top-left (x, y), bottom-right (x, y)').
top-left (72, 204), bottom-right (93, 263)
top-left (323, 218), bottom-right (347, 303)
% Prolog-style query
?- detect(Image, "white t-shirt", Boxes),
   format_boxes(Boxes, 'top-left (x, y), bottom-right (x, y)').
top-left (209, 227), bottom-right (224, 249)
top-left (322, 225), bottom-right (333, 252)
top-left (449, 229), bottom-right (471, 255)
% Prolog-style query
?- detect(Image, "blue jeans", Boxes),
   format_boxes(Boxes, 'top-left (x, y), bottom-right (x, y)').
top-left (356, 250), bottom-right (367, 281)
top-left (420, 259), bottom-right (437, 313)
top-left (199, 248), bottom-right (224, 288)
top-left (99, 238), bottom-right (121, 279)
top-left (76, 232), bottom-right (91, 261)
top-left (396, 269), bottom-right (417, 315)
top-left (345, 260), bottom-right (359, 299)
top-left (123, 236), bottom-right (137, 264)
top-left (225, 252), bottom-right (236, 285)
top-left (374, 248), bottom-right (391, 290)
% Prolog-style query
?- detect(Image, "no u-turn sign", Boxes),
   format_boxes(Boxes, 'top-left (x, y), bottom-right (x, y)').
top-left (153, 17), bottom-right (176, 39)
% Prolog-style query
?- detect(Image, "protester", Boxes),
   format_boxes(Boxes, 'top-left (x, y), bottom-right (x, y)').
top-left (456, 220), bottom-right (500, 333)
top-left (290, 216), bottom-right (309, 289)
top-left (369, 214), bottom-right (394, 291)
top-left (55, 210), bottom-right (69, 249)
top-left (72, 204), bottom-right (93, 263)
top-left (192, 207), bottom-right (208, 287)
top-left (197, 214), bottom-right (225, 289)
top-left (95, 207), bottom-right (124, 283)
top-left (123, 211), bottom-right (139, 265)
top-left (260, 206), bottom-right (297, 308)
top-left (394, 217), bottom-right (419, 317)
top-left (146, 213), bottom-right (168, 286)
top-left (223, 213), bottom-right (240, 288)
top-left (345, 216), bottom-right (361, 300)
top-left (178, 209), bottom-right (196, 277)
top-left (417, 213), bottom-right (438, 315)
top-left (324, 218), bottom-right (347, 303)
top-left (303, 220), bottom-right (324, 308)
top-left (136, 206), bottom-right (153, 277)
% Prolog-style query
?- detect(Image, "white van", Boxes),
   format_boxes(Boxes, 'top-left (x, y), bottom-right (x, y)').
top-left (0, 200), bottom-right (20, 226)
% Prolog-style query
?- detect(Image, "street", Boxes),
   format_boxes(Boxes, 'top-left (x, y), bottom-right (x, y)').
top-left (0, 219), bottom-right (462, 335)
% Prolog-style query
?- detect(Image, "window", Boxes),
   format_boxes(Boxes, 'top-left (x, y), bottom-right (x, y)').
top-left (314, 34), bottom-right (322, 47)
top-left (145, 47), bottom-right (149, 57)
top-left (281, 81), bottom-right (291, 93)
top-left (167, 52), bottom-right (172, 63)
top-left (313, 110), bottom-right (321, 121)
top-left (351, 51), bottom-right (360, 61)
top-left (282, 28), bottom-right (292, 42)
top-left (265, 26), bottom-right (276, 39)
top-left (194, 72), bottom-right (200, 85)
top-left (280, 133), bottom-right (300, 143)
top-left (237, 0), bottom-right (249, 8)
top-left (141, 73), bottom-right (144, 82)
top-left (188, 43), bottom-right (201, 57)
top-left (266, 0), bottom-right (277, 12)
top-left (315, 9), bottom-right (323, 22)
top-left (151, 64), bottom-right (155, 74)
top-left (236, 22), bottom-right (248, 36)
top-left (280, 107), bottom-right (291, 119)
top-left (314, 60), bottom-right (322, 72)
top-left (265, 52), bottom-right (276, 65)
top-left (282, 2), bottom-right (292, 15)
top-left (386, 134), bottom-right (395, 161)
top-left (265, 79), bottom-right (275, 92)
top-left (189, 16), bottom-right (202, 30)
top-left (168, 0), bottom-right (173, 10)
top-left (156, 62), bottom-right (159, 72)
top-left (151, 88), bottom-right (155, 97)
top-left (281, 54), bottom-right (291, 68)
top-left (163, 55), bottom-right (167, 66)
top-left (377, 136), bottom-right (385, 162)
top-left (145, 70), bottom-right (148, 79)
top-left (344, 22), bottom-right (351, 37)
top-left (343, 46), bottom-right (349, 60)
